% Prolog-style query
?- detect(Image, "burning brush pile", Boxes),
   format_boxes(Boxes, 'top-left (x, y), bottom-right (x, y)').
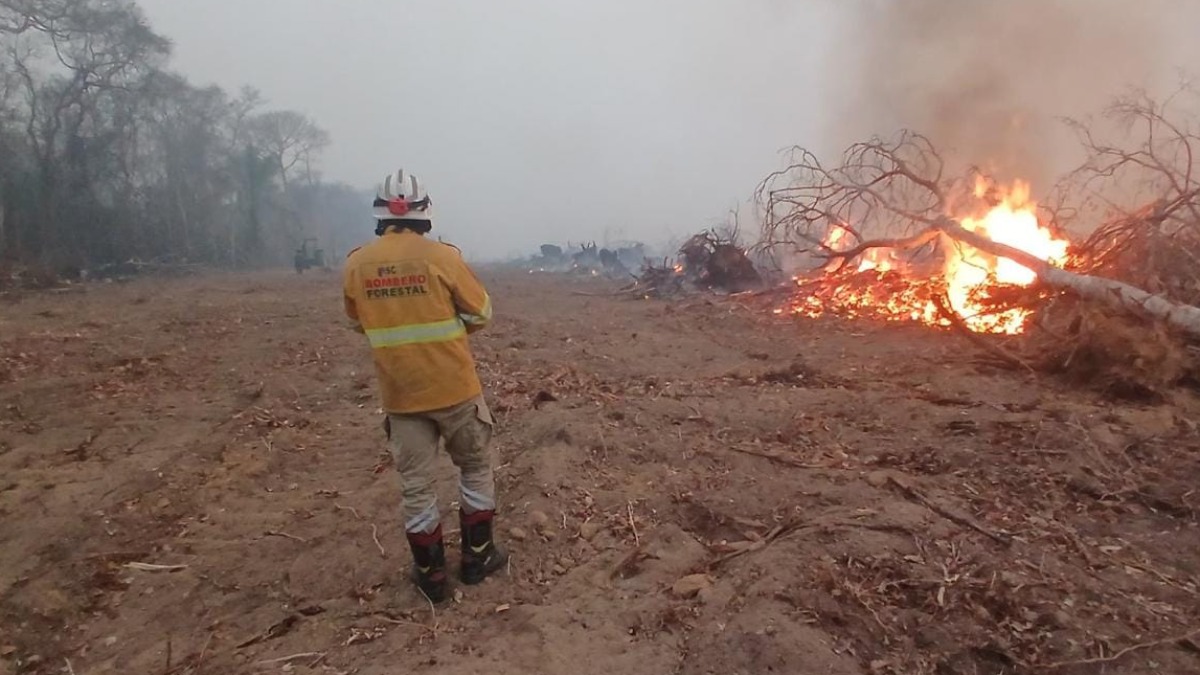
top-left (759, 94), bottom-right (1200, 397)
top-left (623, 231), bottom-right (763, 298)
top-left (777, 177), bottom-right (1068, 335)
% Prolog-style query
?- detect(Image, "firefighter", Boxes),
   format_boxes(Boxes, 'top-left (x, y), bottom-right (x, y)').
top-left (343, 169), bottom-right (507, 602)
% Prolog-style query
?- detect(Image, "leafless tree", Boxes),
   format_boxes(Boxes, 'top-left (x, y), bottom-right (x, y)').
top-left (248, 110), bottom-right (330, 189)
top-left (0, 0), bottom-right (76, 37)
top-left (756, 131), bottom-right (955, 272)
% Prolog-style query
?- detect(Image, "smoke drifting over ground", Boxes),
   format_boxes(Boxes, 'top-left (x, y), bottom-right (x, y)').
top-left (824, 0), bottom-right (1200, 187)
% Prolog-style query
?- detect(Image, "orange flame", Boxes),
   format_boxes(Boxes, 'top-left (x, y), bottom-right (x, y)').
top-left (779, 179), bottom-right (1070, 335)
top-left (946, 179), bottom-right (1069, 333)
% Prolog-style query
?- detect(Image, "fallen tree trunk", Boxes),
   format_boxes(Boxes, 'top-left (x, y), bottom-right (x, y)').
top-left (932, 216), bottom-right (1200, 339)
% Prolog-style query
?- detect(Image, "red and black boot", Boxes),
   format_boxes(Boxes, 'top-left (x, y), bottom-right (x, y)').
top-left (406, 526), bottom-right (448, 603)
top-left (460, 510), bottom-right (509, 585)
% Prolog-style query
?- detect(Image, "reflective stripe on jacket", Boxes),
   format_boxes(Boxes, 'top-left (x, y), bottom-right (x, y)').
top-left (343, 231), bottom-right (492, 413)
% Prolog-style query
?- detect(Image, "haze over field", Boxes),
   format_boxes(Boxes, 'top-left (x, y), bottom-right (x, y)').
top-left (4, 1), bottom-right (1196, 264)
top-left (136, 0), bottom-right (1198, 259)
top-left (133, 1), bottom-right (838, 258)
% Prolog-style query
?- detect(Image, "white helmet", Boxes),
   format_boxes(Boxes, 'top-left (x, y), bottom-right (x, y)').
top-left (373, 169), bottom-right (432, 223)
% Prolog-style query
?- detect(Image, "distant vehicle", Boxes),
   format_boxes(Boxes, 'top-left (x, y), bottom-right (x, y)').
top-left (294, 238), bottom-right (326, 273)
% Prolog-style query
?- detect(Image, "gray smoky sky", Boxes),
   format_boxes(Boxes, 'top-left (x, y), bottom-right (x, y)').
top-left (138, 0), bottom-right (1197, 259)
top-left (137, 0), bottom-right (843, 259)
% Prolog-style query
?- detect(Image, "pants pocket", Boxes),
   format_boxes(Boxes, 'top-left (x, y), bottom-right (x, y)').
top-left (472, 396), bottom-right (495, 429)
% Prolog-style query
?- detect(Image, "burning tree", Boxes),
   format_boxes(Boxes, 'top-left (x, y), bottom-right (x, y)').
top-left (758, 93), bottom-right (1200, 395)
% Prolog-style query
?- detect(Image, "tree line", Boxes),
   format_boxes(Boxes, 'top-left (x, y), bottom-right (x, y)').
top-left (0, 0), bottom-right (365, 273)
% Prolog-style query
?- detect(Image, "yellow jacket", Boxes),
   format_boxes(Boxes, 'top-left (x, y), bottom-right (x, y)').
top-left (343, 231), bottom-right (492, 413)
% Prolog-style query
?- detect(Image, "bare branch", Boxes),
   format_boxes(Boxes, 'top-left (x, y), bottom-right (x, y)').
top-left (757, 131), bottom-right (951, 273)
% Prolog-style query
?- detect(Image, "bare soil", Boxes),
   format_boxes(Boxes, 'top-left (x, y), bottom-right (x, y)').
top-left (1, 269), bottom-right (1198, 675)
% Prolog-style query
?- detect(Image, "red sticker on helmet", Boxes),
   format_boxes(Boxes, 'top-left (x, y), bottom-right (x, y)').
top-left (387, 199), bottom-right (410, 216)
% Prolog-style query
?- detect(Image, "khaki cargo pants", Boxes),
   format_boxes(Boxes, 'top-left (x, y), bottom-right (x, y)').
top-left (386, 395), bottom-right (497, 534)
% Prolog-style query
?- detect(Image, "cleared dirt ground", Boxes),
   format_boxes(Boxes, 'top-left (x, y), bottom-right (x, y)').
top-left (1, 269), bottom-right (1198, 675)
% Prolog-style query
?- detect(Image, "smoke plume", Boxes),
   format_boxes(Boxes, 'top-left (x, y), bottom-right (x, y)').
top-left (824, 0), bottom-right (1199, 188)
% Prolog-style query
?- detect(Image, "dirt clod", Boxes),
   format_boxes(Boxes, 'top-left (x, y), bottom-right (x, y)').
top-left (672, 574), bottom-right (714, 599)
top-left (865, 470), bottom-right (892, 488)
top-left (579, 522), bottom-right (601, 541)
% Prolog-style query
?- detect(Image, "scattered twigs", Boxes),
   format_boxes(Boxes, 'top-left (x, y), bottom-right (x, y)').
top-left (1038, 627), bottom-right (1200, 670)
top-left (370, 611), bottom-right (435, 631)
top-left (367, 611), bottom-right (440, 645)
top-left (254, 652), bottom-right (326, 667)
top-left (626, 501), bottom-right (640, 546)
top-left (125, 562), bottom-right (189, 573)
top-left (620, 259), bottom-right (688, 298)
top-left (157, 631), bottom-right (214, 675)
top-left (235, 615), bottom-right (299, 649)
top-left (334, 503), bottom-right (385, 558)
top-left (1049, 520), bottom-right (1098, 569)
top-left (370, 524), bottom-right (386, 558)
top-left (727, 444), bottom-right (834, 469)
top-left (610, 546), bottom-right (657, 580)
top-left (708, 519), bottom-right (817, 569)
top-left (195, 631), bottom-right (214, 673)
top-left (416, 589), bottom-right (440, 638)
top-left (704, 517), bottom-right (913, 571)
top-left (263, 530), bottom-right (308, 544)
top-left (837, 573), bottom-right (893, 639)
top-left (1108, 555), bottom-right (1199, 596)
top-left (883, 474), bottom-right (1013, 546)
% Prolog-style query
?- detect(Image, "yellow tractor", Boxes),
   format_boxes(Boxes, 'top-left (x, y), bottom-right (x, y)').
top-left (293, 238), bottom-right (326, 273)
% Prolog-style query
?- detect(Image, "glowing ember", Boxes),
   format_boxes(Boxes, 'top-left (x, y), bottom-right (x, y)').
top-left (780, 180), bottom-right (1071, 335)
